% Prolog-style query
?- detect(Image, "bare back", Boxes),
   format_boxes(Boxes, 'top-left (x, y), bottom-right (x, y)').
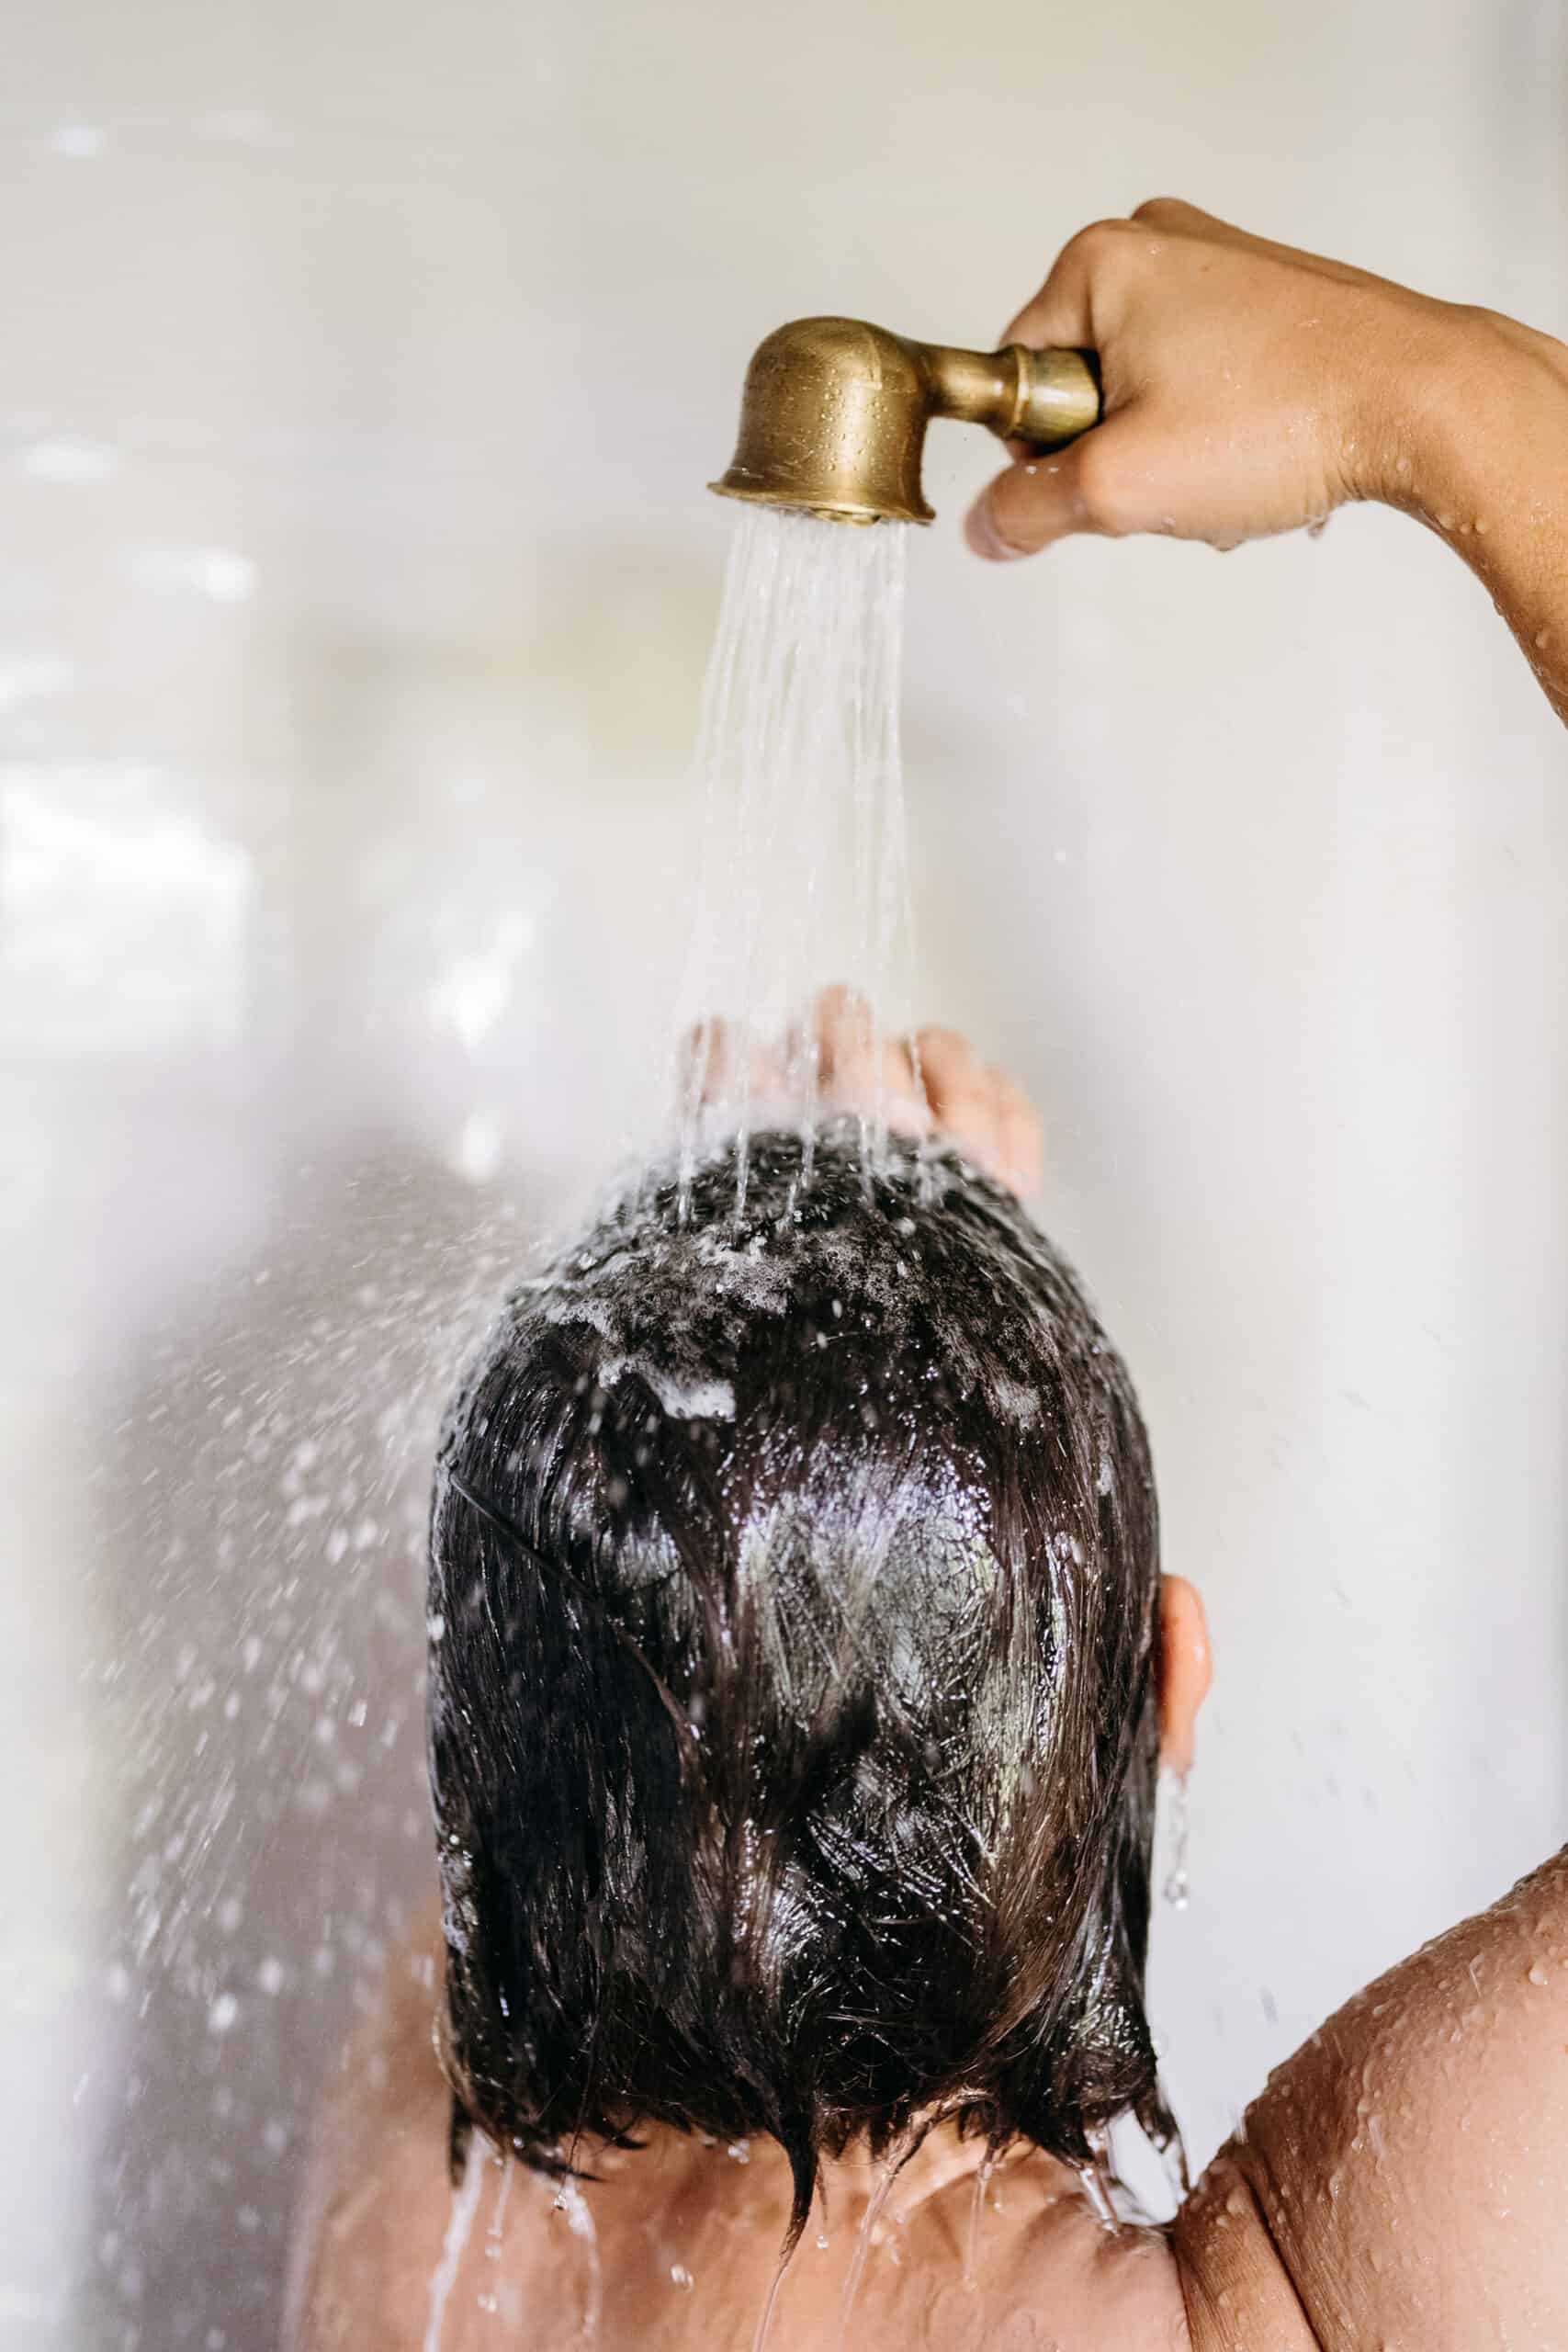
top-left (285, 1905), bottom-right (1189, 2352)
top-left (291, 1847), bottom-right (1568, 2351)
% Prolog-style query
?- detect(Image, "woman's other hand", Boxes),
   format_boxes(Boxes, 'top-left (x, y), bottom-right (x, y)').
top-left (682, 986), bottom-right (1044, 1199)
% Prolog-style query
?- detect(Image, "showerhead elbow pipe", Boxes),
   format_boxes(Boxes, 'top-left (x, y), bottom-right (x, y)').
top-left (709, 316), bottom-right (1101, 526)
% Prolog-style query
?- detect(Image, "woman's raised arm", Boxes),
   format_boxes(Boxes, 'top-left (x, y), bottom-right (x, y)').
top-left (969, 198), bottom-right (1568, 726)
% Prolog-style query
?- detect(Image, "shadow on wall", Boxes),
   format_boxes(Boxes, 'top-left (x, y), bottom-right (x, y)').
top-left (85, 1146), bottom-right (539, 2350)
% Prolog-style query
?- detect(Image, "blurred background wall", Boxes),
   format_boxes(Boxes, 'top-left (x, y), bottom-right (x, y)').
top-left (2, 1), bottom-right (1565, 2343)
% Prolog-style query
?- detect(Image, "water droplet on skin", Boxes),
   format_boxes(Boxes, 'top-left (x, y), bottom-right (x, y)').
top-left (670, 2264), bottom-right (694, 2290)
top-left (1529, 1961), bottom-right (1549, 1986)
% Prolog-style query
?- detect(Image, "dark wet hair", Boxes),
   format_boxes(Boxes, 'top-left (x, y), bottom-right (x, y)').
top-left (427, 1126), bottom-right (1171, 2238)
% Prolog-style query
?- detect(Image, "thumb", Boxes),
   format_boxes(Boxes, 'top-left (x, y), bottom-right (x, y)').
top-left (965, 417), bottom-right (1138, 560)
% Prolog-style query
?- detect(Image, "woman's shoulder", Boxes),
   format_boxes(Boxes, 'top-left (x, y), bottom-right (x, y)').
top-left (1173, 2154), bottom-right (1322, 2352)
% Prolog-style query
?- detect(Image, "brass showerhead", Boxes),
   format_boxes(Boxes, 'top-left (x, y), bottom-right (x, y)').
top-left (710, 316), bottom-right (1101, 526)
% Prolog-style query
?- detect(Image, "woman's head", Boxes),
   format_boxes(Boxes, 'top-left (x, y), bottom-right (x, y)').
top-left (428, 1126), bottom-right (1177, 2233)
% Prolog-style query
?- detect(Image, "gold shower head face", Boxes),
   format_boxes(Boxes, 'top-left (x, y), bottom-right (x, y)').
top-left (710, 315), bottom-right (1100, 526)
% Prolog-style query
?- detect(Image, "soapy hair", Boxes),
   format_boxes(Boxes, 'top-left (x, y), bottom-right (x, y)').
top-left (427, 1125), bottom-right (1172, 2241)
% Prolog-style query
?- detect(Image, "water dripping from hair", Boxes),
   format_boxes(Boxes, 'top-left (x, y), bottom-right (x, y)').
top-left (1076, 2128), bottom-right (1122, 2234)
top-left (835, 2145), bottom-right (905, 2346)
top-left (749, 2235), bottom-right (795, 2352)
top-left (667, 506), bottom-right (919, 1219)
top-left (961, 2145), bottom-right (998, 2290)
top-left (550, 2174), bottom-right (604, 2344)
top-left (423, 2129), bottom-right (488, 2352)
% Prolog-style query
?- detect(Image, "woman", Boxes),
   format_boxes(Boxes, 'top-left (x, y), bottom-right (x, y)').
top-left (290, 205), bottom-right (1568, 2349)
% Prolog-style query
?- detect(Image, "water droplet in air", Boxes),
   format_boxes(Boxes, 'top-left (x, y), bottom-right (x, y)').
top-left (1162, 1771), bottom-right (1191, 1909)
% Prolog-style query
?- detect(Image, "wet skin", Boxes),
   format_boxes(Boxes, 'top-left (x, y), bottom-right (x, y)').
top-left (288, 1900), bottom-right (1190, 2352)
top-left (291, 1849), bottom-right (1568, 2351)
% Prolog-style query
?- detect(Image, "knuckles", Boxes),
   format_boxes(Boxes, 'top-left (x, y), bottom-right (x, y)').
top-left (1060, 215), bottom-right (1141, 272)
top-left (1131, 195), bottom-right (1201, 228)
top-left (1070, 435), bottom-right (1137, 538)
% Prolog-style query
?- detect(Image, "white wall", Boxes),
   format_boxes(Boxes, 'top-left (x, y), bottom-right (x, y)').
top-left (2, 2), bottom-right (1565, 2342)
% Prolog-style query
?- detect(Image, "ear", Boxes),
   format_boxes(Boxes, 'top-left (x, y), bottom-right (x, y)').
top-left (1157, 1574), bottom-right (1213, 1778)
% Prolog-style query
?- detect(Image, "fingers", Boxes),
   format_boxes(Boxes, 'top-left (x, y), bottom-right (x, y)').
top-left (679, 1016), bottom-right (783, 1110)
top-left (679, 1015), bottom-right (728, 1109)
top-left (809, 985), bottom-right (931, 1134)
top-left (915, 1027), bottom-right (1043, 1196)
top-left (807, 983), bottom-right (876, 1091)
top-left (685, 992), bottom-right (916, 1124)
top-left (966, 410), bottom-right (1152, 560)
top-left (804, 997), bottom-right (1046, 1194)
top-left (1129, 194), bottom-right (1244, 242)
top-left (999, 215), bottom-right (1126, 352)
top-left (686, 996), bottom-right (1044, 1199)
top-left (999, 197), bottom-right (1242, 352)
top-left (966, 449), bottom-right (1088, 560)
top-left (991, 1072), bottom-right (1046, 1197)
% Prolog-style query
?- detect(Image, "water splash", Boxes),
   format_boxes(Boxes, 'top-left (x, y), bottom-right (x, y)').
top-left (1162, 1770), bottom-right (1191, 1911)
top-left (671, 507), bottom-right (919, 1211)
top-left (98, 1164), bottom-right (525, 2343)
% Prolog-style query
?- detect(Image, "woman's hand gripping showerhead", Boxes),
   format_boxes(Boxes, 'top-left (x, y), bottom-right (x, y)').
top-left (966, 197), bottom-right (1568, 723)
top-left (965, 197), bottom-right (1466, 561)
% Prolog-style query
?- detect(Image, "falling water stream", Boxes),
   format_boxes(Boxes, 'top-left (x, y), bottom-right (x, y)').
top-left (833, 2154), bottom-right (902, 2347)
top-left (671, 506), bottom-right (919, 1205)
